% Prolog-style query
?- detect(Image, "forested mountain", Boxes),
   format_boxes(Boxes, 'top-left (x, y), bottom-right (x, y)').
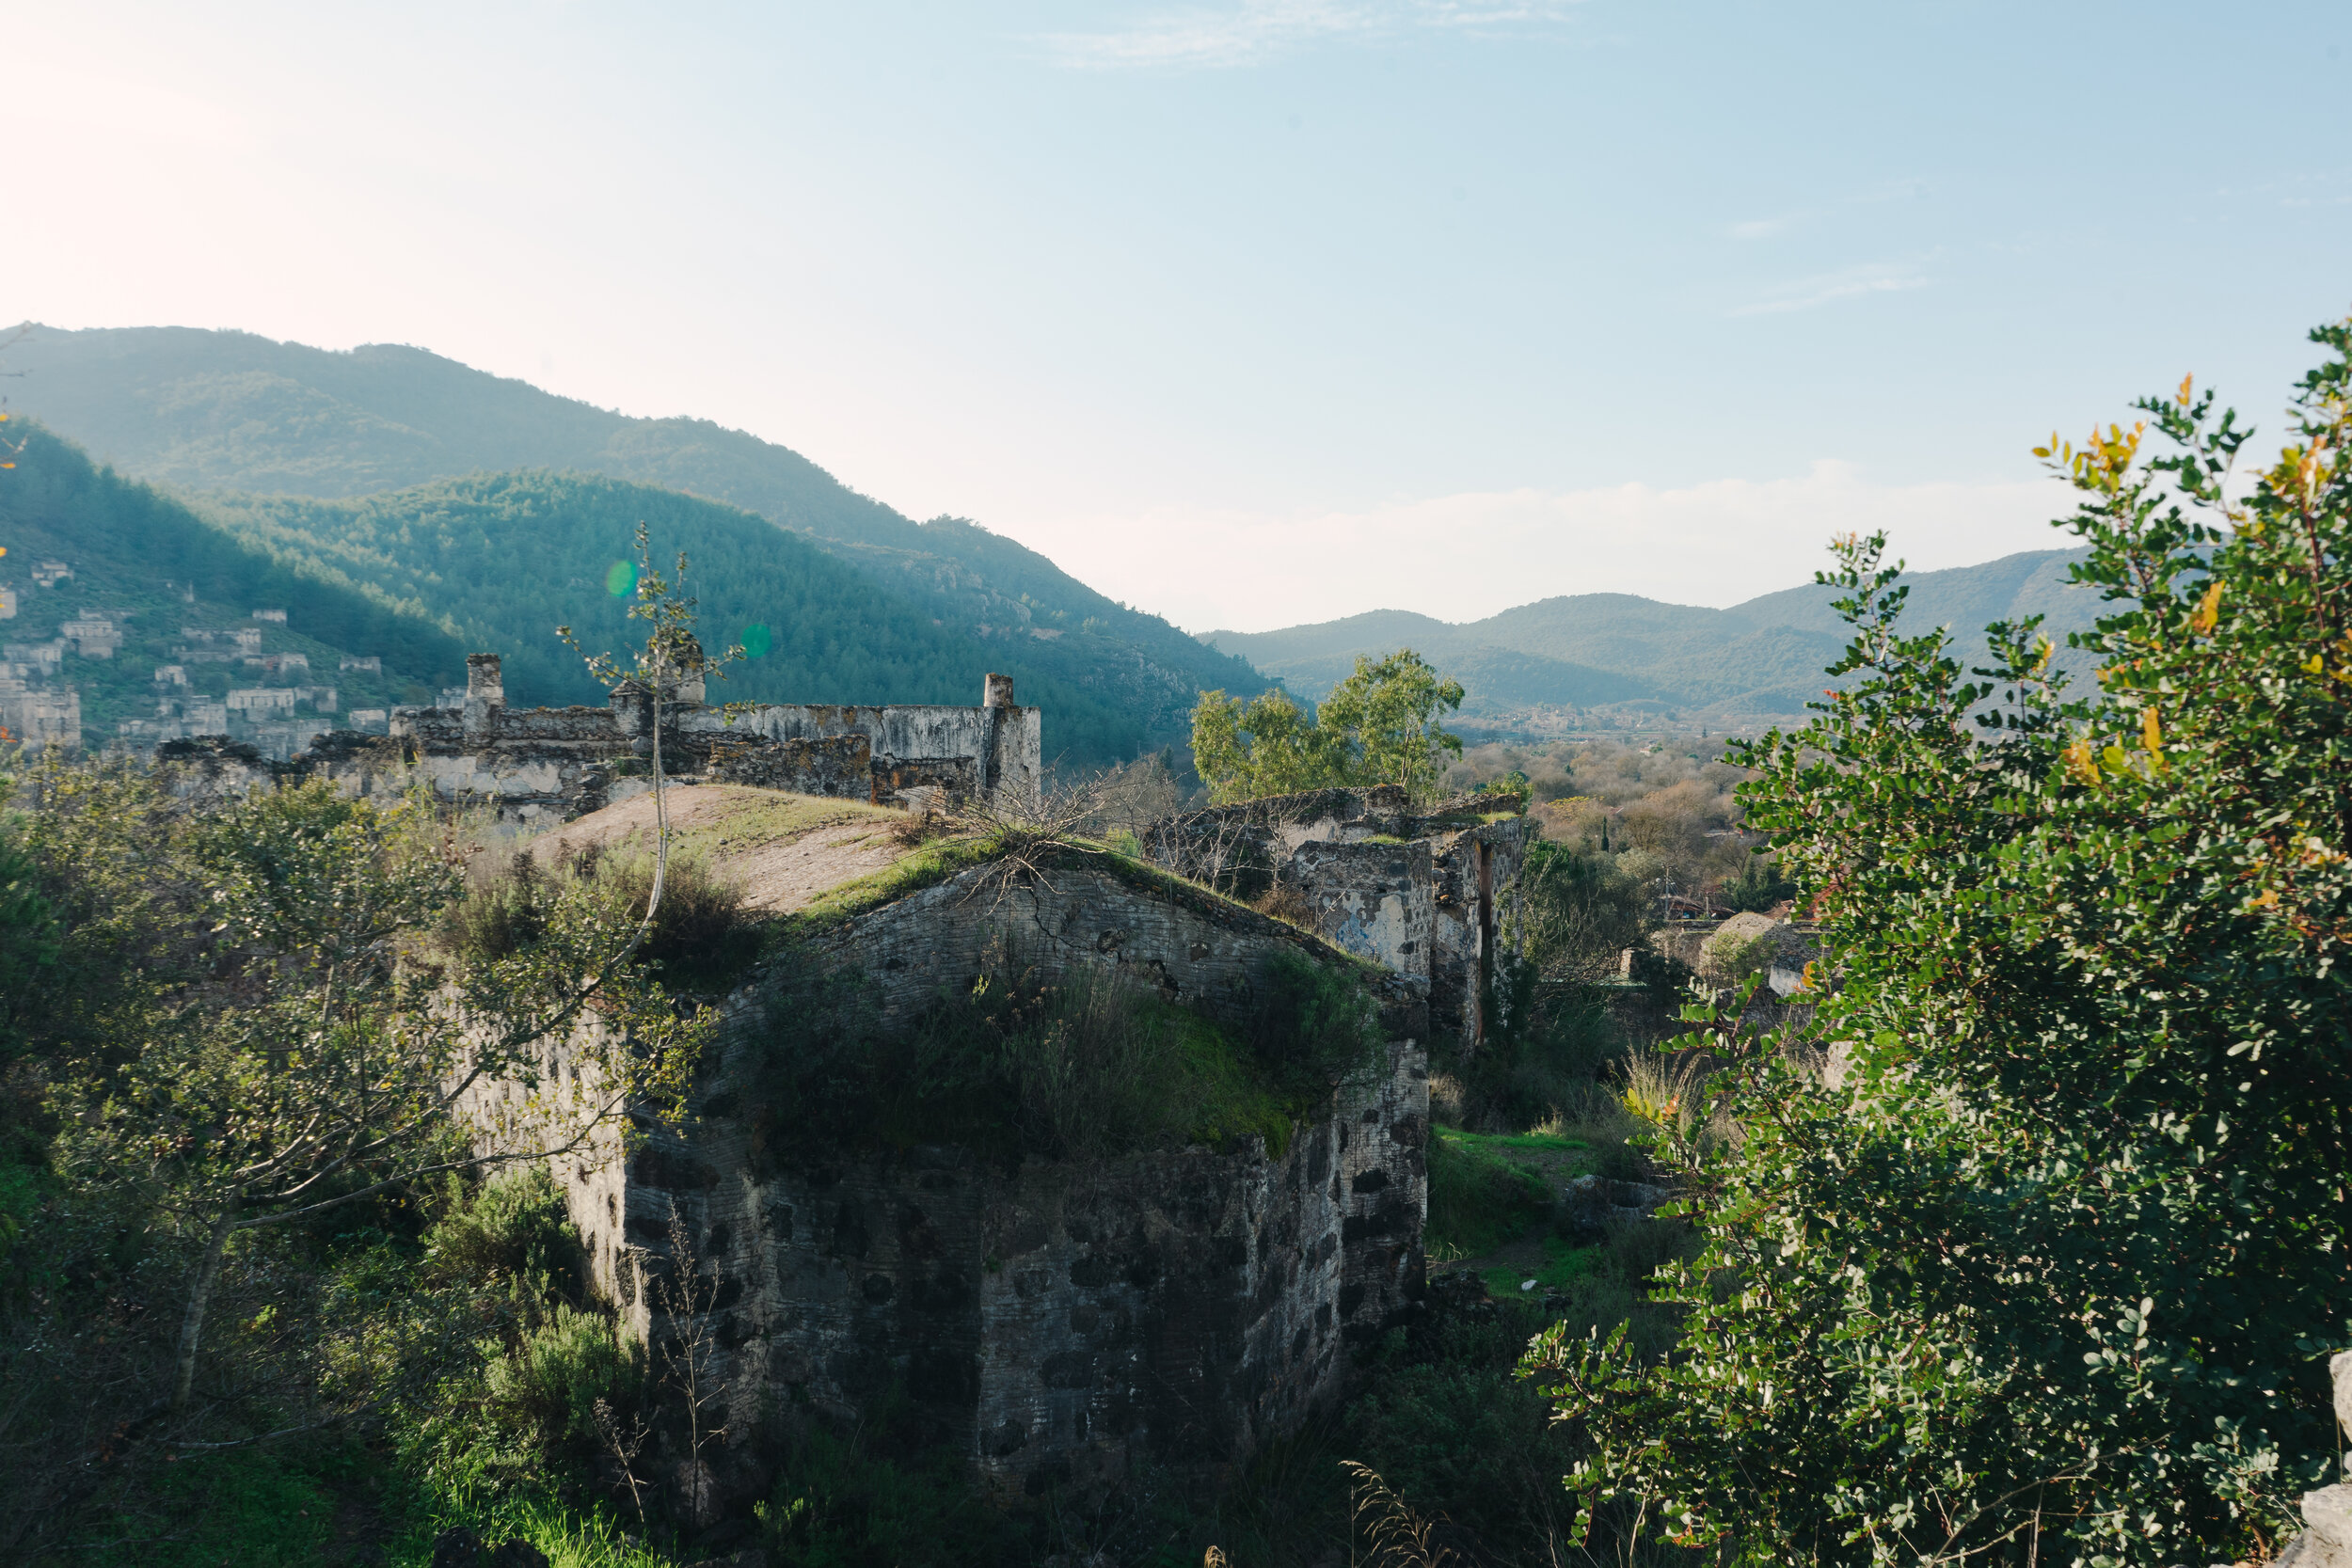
top-left (3, 325), bottom-right (1267, 752)
top-left (1206, 546), bottom-right (2102, 716)
top-left (0, 424), bottom-right (466, 736)
top-left (188, 470), bottom-right (1168, 761)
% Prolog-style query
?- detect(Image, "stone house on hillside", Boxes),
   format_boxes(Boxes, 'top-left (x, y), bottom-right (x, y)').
top-left (312, 654), bottom-right (1044, 822)
top-left (1137, 785), bottom-right (1533, 1049)
top-left (465, 782), bottom-right (1433, 1508)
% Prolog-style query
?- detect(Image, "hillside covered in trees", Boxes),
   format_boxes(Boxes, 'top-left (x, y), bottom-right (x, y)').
top-left (189, 468), bottom-right (1173, 761)
top-left (4, 325), bottom-right (1268, 754)
top-left (0, 424), bottom-right (466, 736)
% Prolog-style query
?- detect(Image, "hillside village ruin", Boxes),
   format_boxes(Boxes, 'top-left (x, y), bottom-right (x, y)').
top-left (130, 651), bottom-right (1545, 1502)
top-left (77, 641), bottom-right (1820, 1510)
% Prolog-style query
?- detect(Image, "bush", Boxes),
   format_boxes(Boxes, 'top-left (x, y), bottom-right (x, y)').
top-left (404, 1168), bottom-right (642, 1490)
top-left (1345, 1307), bottom-right (1583, 1561)
top-left (478, 1305), bottom-right (647, 1465)
top-left (753, 945), bottom-right (1375, 1167)
top-left (445, 840), bottom-right (755, 991)
top-left (1531, 328), bottom-right (2352, 1564)
top-left (1241, 947), bottom-right (1384, 1097)
top-left (422, 1165), bottom-right (585, 1299)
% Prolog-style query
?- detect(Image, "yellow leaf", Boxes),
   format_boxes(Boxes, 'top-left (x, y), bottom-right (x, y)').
top-left (2305, 654), bottom-right (2327, 676)
top-left (2177, 373), bottom-right (2193, 407)
top-left (2063, 737), bottom-right (2100, 787)
top-left (2190, 578), bottom-right (2222, 636)
top-left (2142, 706), bottom-right (2163, 755)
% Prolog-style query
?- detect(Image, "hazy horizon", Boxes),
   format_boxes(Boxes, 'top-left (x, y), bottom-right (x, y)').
top-left (8, 2), bottom-right (2346, 631)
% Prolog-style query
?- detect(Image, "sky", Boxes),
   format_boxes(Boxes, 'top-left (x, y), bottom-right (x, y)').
top-left (4, 1), bottom-right (2349, 631)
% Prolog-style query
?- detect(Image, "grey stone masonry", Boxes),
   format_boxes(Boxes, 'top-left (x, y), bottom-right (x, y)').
top-left (304, 654), bottom-right (1046, 824)
top-left (1139, 786), bottom-right (1532, 1049)
top-left (515, 857), bottom-right (1431, 1509)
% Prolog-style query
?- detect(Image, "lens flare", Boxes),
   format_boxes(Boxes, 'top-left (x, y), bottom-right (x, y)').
top-left (605, 560), bottom-right (637, 597)
top-left (741, 622), bottom-right (772, 658)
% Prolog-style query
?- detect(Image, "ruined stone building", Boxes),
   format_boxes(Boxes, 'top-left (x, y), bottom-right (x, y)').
top-left (343, 653), bottom-right (1044, 821)
top-left (453, 777), bottom-right (1434, 1510)
top-left (1137, 785), bottom-right (1533, 1049)
top-left (152, 658), bottom-right (1528, 1511)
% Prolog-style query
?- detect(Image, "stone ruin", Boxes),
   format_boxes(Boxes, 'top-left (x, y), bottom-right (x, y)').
top-left (443, 784), bottom-right (1535, 1515)
top-left (1136, 784), bottom-right (1533, 1048)
top-left (147, 662), bottom-right (1539, 1513)
top-left (160, 653), bottom-right (1043, 821)
top-left (517, 832), bottom-right (1437, 1507)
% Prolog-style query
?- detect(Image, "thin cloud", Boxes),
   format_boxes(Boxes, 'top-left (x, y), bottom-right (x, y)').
top-left (1040, 1), bottom-right (1583, 71)
top-left (1728, 214), bottom-right (1794, 240)
top-left (1731, 262), bottom-right (1928, 317)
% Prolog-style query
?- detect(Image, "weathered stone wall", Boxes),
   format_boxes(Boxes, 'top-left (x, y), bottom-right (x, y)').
top-left (1140, 786), bottom-right (1532, 1047)
top-left (532, 859), bottom-right (1430, 1505)
top-left (309, 655), bottom-right (1044, 824)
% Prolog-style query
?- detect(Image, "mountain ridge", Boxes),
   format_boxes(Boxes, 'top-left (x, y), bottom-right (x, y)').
top-left (1204, 546), bottom-right (2104, 716)
top-left (3, 324), bottom-right (1267, 753)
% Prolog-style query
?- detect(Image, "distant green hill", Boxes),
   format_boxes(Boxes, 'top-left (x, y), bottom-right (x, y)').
top-left (1206, 548), bottom-right (2105, 717)
top-left (0, 423), bottom-right (466, 740)
top-left (189, 471), bottom-right (1167, 763)
top-left (4, 325), bottom-right (1267, 752)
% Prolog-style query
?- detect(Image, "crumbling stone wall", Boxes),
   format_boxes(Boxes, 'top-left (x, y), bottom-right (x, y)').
top-left (1140, 786), bottom-right (1531, 1047)
top-left (294, 654), bottom-right (1041, 824)
top-left (534, 859), bottom-right (1430, 1506)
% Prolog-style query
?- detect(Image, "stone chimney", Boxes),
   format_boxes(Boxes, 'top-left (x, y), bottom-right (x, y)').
top-left (610, 678), bottom-right (650, 737)
top-left (983, 673), bottom-right (1016, 709)
top-left (463, 654), bottom-right (504, 741)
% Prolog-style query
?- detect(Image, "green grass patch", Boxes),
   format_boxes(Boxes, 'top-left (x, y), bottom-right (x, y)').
top-left (1439, 1127), bottom-right (1591, 1158)
top-left (1480, 1234), bottom-right (1604, 1300)
top-left (1426, 1132), bottom-right (1553, 1259)
top-left (385, 1481), bottom-right (672, 1568)
top-left (779, 832), bottom-right (1006, 933)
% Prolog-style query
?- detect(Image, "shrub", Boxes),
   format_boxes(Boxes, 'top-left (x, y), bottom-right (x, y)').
top-left (478, 1304), bottom-right (647, 1464)
top-left (1346, 1307), bottom-right (1583, 1560)
top-left (445, 840), bottom-right (754, 991)
top-left (1242, 947), bottom-right (1384, 1098)
top-left (421, 1165), bottom-right (585, 1301)
top-left (752, 952), bottom-right (1305, 1165)
top-left (1529, 328), bottom-right (2352, 1565)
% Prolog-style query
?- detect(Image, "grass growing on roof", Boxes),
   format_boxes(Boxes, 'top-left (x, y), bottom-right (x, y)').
top-left (778, 830), bottom-right (1009, 932)
top-left (747, 944), bottom-right (1377, 1167)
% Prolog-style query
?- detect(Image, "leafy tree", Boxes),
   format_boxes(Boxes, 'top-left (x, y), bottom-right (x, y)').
top-left (1189, 648), bottom-right (1464, 804)
top-left (39, 770), bottom-right (705, 1415)
top-left (1187, 687), bottom-right (1351, 803)
top-left (1525, 325), bottom-right (2352, 1564)
top-left (24, 537), bottom-right (727, 1418)
top-left (1318, 650), bottom-right (1468, 797)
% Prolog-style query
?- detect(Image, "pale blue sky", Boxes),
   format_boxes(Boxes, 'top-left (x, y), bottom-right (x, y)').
top-left (7, 2), bottom-right (2348, 627)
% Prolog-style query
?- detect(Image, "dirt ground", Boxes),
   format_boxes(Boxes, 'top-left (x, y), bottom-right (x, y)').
top-left (516, 783), bottom-right (915, 914)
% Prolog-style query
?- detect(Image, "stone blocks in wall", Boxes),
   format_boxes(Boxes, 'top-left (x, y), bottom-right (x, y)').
top-left (532, 858), bottom-right (1430, 1505)
top-left (1138, 786), bottom-right (1531, 1047)
top-left (334, 658), bottom-right (1042, 823)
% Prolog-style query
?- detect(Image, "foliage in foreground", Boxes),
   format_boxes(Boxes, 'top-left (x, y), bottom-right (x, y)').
top-left (1528, 325), bottom-right (2352, 1565)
